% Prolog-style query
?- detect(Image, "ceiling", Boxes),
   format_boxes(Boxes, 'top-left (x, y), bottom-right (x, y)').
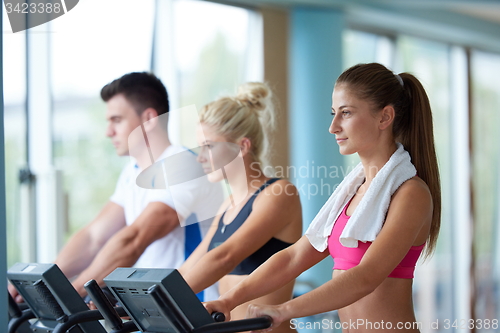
top-left (453, 4), bottom-right (500, 24)
top-left (211, 0), bottom-right (500, 53)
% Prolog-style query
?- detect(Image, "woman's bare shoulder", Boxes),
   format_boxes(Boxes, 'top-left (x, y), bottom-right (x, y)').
top-left (391, 176), bottom-right (433, 212)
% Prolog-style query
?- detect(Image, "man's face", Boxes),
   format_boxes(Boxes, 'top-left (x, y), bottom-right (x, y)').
top-left (105, 94), bottom-right (143, 156)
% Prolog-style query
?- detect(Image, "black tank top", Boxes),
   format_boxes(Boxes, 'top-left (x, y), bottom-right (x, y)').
top-left (207, 178), bottom-right (293, 275)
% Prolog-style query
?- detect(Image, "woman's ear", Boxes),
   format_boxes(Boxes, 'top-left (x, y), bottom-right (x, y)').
top-left (379, 105), bottom-right (395, 130)
top-left (141, 108), bottom-right (160, 131)
top-left (238, 137), bottom-right (252, 157)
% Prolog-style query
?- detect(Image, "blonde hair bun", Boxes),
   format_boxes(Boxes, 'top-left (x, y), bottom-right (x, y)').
top-left (236, 82), bottom-right (270, 112)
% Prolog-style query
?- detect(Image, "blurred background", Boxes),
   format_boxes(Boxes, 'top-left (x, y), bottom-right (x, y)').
top-left (2, 0), bottom-right (500, 332)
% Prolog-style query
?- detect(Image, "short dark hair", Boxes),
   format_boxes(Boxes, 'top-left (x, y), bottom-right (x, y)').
top-left (101, 72), bottom-right (169, 116)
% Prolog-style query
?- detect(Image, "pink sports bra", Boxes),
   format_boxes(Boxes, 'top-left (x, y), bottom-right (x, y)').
top-left (328, 198), bottom-right (425, 279)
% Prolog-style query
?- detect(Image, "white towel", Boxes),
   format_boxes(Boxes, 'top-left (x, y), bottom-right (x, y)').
top-left (305, 143), bottom-right (417, 251)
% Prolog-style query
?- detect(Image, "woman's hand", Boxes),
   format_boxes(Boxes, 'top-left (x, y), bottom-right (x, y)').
top-left (203, 299), bottom-right (232, 322)
top-left (8, 283), bottom-right (24, 303)
top-left (87, 300), bottom-right (97, 310)
top-left (246, 303), bottom-right (285, 332)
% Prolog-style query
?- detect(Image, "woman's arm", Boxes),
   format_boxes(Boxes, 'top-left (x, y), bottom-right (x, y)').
top-left (245, 178), bottom-right (433, 327)
top-left (178, 213), bottom-right (221, 276)
top-left (204, 236), bottom-right (329, 320)
top-left (182, 180), bottom-right (302, 294)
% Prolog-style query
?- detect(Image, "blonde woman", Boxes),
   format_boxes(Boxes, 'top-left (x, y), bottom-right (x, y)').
top-left (179, 82), bottom-right (301, 333)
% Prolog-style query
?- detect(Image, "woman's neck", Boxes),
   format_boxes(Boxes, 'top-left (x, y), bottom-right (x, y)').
top-left (358, 141), bottom-right (398, 185)
top-left (135, 130), bottom-right (171, 170)
top-left (225, 161), bottom-right (269, 207)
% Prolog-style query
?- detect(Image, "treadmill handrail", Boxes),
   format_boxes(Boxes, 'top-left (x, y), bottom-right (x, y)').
top-left (193, 316), bottom-right (273, 333)
top-left (84, 279), bottom-right (124, 330)
top-left (8, 309), bottom-right (36, 333)
top-left (148, 284), bottom-right (195, 332)
top-left (52, 307), bottom-right (133, 333)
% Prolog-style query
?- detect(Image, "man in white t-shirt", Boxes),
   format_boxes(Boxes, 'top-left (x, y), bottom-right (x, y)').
top-left (10, 72), bottom-right (222, 302)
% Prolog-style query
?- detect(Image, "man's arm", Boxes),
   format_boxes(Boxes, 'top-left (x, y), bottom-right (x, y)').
top-left (55, 201), bottom-right (127, 280)
top-left (70, 201), bottom-right (180, 296)
top-left (6, 201), bottom-right (126, 303)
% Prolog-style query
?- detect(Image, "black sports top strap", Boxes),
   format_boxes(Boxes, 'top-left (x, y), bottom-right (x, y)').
top-left (207, 178), bottom-right (293, 275)
top-left (239, 177), bottom-right (281, 210)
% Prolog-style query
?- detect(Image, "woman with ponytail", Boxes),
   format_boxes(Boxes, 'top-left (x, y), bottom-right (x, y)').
top-left (179, 82), bottom-right (302, 332)
top-left (205, 64), bottom-right (441, 332)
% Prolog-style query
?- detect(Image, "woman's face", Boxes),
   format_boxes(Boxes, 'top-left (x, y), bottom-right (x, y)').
top-left (329, 85), bottom-right (382, 156)
top-left (196, 123), bottom-right (240, 183)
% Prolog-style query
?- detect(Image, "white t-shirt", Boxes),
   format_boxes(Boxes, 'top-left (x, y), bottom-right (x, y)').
top-left (110, 145), bottom-right (223, 301)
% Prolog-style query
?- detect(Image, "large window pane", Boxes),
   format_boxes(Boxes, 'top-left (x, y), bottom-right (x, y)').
top-left (51, 0), bottom-right (155, 237)
top-left (343, 30), bottom-right (379, 68)
top-left (471, 50), bottom-right (500, 327)
top-left (3, 6), bottom-right (27, 267)
top-left (172, 0), bottom-right (262, 148)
